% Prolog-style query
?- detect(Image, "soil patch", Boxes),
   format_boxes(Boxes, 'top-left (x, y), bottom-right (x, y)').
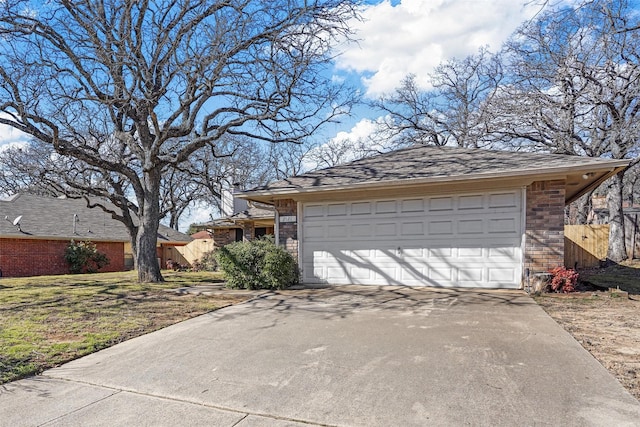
top-left (536, 292), bottom-right (640, 401)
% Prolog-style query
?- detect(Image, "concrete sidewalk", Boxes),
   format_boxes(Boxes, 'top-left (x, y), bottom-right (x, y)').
top-left (2, 286), bottom-right (640, 426)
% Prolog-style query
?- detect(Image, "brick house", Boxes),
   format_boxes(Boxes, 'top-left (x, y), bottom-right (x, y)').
top-left (239, 145), bottom-right (628, 289)
top-left (193, 193), bottom-right (275, 248)
top-left (0, 193), bottom-right (192, 277)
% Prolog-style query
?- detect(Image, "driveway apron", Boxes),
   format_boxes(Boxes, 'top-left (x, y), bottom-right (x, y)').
top-left (2, 286), bottom-right (639, 426)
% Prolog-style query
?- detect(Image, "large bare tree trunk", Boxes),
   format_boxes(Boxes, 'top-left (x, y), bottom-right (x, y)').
top-left (574, 191), bottom-right (593, 225)
top-left (136, 171), bottom-right (164, 282)
top-left (607, 171), bottom-right (627, 263)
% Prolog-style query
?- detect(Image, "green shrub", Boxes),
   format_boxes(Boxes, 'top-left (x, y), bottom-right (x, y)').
top-left (192, 250), bottom-right (218, 272)
top-left (64, 240), bottom-right (110, 274)
top-left (215, 236), bottom-right (298, 290)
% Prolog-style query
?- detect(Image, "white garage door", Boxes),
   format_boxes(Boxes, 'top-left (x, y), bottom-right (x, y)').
top-left (301, 190), bottom-right (524, 288)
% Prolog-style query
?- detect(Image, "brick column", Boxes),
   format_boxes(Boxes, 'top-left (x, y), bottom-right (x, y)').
top-left (525, 180), bottom-right (566, 274)
top-left (241, 222), bottom-right (254, 241)
top-left (273, 199), bottom-right (298, 259)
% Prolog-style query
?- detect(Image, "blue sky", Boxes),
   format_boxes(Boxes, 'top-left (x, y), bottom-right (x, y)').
top-left (322, 0), bottom-right (547, 145)
top-left (0, 0), bottom-right (550, 229)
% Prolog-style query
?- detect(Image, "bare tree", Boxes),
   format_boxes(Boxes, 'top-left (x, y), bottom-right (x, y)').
top-left (370, 48), bottom-right (503, 149)
top-left (0, 0), bottom-right (358, 281)
top-left (491, 0), bottom-right (640, 261)
top-left (182, 135), bottom-right (275, 214)
top-left (266, 140), bottom-right (315, 179)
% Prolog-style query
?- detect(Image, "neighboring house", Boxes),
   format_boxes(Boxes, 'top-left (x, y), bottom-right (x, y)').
top-left (239, 145), bottom-right (629, 289)
top-left (0, 193), bottom-right (192, 278)
top-left (193, 192), bottom-right (275, 248)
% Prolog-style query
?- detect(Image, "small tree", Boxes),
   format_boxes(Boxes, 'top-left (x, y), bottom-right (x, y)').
top-left (65, 240), bottom-right (110, 274)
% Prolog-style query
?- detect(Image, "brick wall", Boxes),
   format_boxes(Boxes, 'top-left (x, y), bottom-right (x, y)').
top-left (212, 228), bottom-right (236, 248)
top-left (274, 199), bottom-right (298, 259)
top-left (525, 180), bottom-right (566, 274)
top-left (241, 223), bottom-right (254, 241)
top-left (0, 238), bottom-right (124, 278)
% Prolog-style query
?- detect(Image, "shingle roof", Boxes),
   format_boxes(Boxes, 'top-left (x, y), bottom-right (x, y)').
top-left (0, 193), bottom-right (192, 243)
top-left (199, 203), bottom-right (275, 229)
top-left (247, 145), bottom-right (628, 192)
top-left (227, 204), bottom-right (274, 221)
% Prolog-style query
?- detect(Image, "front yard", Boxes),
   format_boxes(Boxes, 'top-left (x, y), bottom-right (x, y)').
top-left (0, 271), bottom-right (248, 384)
top-left (2, 266), bottom-right (639, 403)
top-left (536, 261), bottom-right (640, 401)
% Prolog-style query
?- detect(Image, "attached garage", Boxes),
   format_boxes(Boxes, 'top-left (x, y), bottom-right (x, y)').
top-left (301, 190), bottom-right (523, 288)
top-left (240, 145), bottom-right (629, 289)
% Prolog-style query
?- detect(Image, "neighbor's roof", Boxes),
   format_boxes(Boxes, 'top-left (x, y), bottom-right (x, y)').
top-left (240, 145), bottom-right (629, 203)
top-left (0, 193), bottom-right (192, 243)
top-left (202, 203), bottom-right (275, 229)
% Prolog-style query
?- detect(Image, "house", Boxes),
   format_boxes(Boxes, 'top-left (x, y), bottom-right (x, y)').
top-left (193, 191), bottom-right (275, 248)
top-left (0, 193), bottom-right (192, 277)
top-left (239, 145), bottom-right (629, 289)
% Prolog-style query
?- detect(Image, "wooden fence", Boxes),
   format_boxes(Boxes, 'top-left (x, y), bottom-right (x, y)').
top-left (174, 238), bottom-right (215, 265)
top-left (565, 213), bottom-right (640, 269)
top-left (564, 224), bottom-right (609, 269)
top-left (623, 213), bottom-right (640, 260)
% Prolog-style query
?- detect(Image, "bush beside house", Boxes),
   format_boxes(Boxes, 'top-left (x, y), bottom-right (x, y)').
top-left (64, 240), bottom-right (110, 274)
top-left (215, 237), bottom-right (298, 290)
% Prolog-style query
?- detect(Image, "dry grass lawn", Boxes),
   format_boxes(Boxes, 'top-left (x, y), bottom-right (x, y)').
top-left (0, 271), bottom-right (248, 384)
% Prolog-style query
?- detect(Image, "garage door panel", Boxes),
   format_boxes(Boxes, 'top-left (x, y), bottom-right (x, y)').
top-left (304, 204), bottom-right (325, 218)
top-left (305, 225), bottom-right (325, 239)
top-left (488, 268), bottom-right (518, 283)
top-left (428, 220), bottom-right (454, 235)
top-left (302, 191), bottom-right (523, 288)
top-left (458, 219), bottom-right (484, 234)
top-left (375, 200), bottom-right (397, 213)
top-left (401, 221), bottom-right (424, 235)
top-left (351, 223), bottom-right (372, 237)
top-left (458, 194), bottom-right (484, 210)
top-left (328, 224), bottom-right (347, 238)
top-left (458, 247), bottom-right (483, 257)
top-left (351, 202), bottom-right (372, 215)
top-left (327, 203), bottom-right (348, 216)
top-left (459, 267), bottom-right (484, 282)
top-left (429, 197), bottom-right (454, 211)
top-left (488, 217), bottom-right (520, 234)
top-left (375, 223), bottom-right (397, 236)
top-left (488, 192), bottom-right (518, 208)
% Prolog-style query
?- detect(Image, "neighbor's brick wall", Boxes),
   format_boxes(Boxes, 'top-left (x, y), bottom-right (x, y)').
top-left (241, 223), bottom-right (255, 242)
top-left (525, 180), bottom-right (566, 274)
top-left (212, 228), bottom-right (235, 248)
top-left (274, 199), bottom-right (298, 259)
top-left (0, 238), bottom-right (124, 278)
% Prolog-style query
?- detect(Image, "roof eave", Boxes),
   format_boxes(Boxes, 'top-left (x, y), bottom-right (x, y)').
top-left (565, 164), bottom-right (628, 204)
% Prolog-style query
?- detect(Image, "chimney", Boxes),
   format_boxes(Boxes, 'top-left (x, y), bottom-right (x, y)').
top-left (220, 188), bottom-right (234, 217)
top-left (232, 183), bottom-right (248, 214)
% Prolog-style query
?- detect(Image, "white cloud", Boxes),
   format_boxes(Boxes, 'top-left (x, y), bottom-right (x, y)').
top-left (331, 117), bottom-right (380, 146)
top-left (303, 117), bottom-right (391, 170)
top-left (0, 140), bottom-right (28, 153)
top-left (0, 115), bottom-right (30, 151)
top-left (336, 0), bottom-right (543, 96)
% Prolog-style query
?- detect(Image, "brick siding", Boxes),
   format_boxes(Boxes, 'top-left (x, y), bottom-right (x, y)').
top-left (274, 199), bottom-right (298, 259)
top-left (212, 228), bottom-right (236, 248)
top-left (0, 238), bottom-right (124, 278)
top-left (525, 180), bottom-right (566, 274)
top-left (241, 223), bottom-right (254, 241)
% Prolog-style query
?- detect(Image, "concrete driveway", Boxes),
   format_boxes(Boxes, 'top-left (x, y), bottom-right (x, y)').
top-left (2, 286), bottom-right (640, 426)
